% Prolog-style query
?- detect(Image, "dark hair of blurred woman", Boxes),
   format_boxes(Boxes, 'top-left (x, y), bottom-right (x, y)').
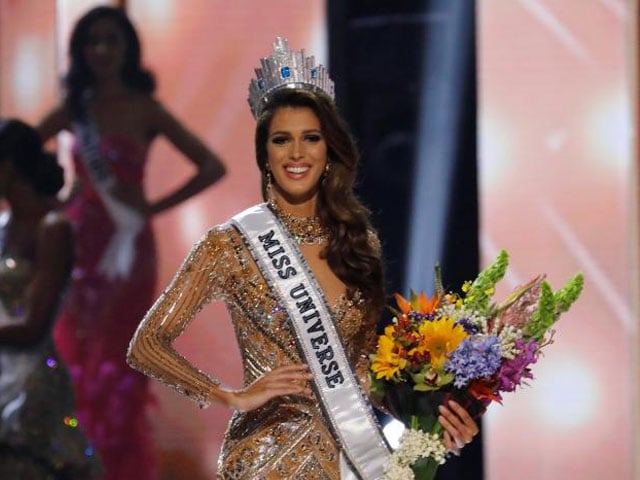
top-left (64, 5), bottom-right (155, 119)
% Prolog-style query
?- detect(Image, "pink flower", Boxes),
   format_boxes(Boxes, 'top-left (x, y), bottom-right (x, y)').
top-left (498, 275), bottom-right (545, 329)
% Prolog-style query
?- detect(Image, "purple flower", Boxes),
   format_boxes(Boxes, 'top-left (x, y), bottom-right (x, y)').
top-left (457, 317), bottom-right (481, 335)
top-left (495, 338), bottom-right (538, 392)
top-left (446, 336), bottom-right (502, 388)
top-left (408, 311), bottom-right (436, 322)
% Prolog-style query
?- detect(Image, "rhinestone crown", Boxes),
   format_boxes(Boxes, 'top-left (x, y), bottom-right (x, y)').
top-left (248, 37), bottom-right (335, 119)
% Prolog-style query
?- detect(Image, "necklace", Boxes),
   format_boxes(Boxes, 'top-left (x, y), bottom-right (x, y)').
top-left (268, 201), bottom-right (330, 245)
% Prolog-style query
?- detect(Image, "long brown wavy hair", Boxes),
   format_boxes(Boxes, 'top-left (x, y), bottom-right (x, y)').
top-left (255, 88), bottom-right (386, 316)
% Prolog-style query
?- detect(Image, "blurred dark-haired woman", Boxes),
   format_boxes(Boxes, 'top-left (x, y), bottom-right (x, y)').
top-left (0, 118), bottom-right (102, 480)
top-left (37, 5), bottom-right (226, 479)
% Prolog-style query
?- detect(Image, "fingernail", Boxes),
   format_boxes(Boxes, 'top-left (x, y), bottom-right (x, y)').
top-left (438, 405), bottom-right (446, 413)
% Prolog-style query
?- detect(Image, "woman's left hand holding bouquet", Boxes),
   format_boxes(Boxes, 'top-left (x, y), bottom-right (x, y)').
top-left (438, 400), bottom-right (480, 454)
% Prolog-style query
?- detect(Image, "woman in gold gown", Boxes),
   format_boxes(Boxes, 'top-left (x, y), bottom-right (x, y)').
top-left (127, 38), bottom-right (478, 479)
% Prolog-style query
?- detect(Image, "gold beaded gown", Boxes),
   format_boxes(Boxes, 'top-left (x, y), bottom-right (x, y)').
top-left (127, 210), bottom-right (380, 479)
top-left (0, 252), bottom-right (102, 479)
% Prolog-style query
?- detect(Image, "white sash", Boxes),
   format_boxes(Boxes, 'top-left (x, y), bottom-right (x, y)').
top-left (73, 96), bottom-right (144, 279)
top-left (232, 204), bottom-right (391, 480)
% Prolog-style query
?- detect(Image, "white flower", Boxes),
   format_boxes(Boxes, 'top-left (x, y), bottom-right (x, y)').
top-left (384, 427), bottom-right (448, 479)
top-left (438, 305), bottom-right (488, 330)
top-left (497, 324), bottom-right (523, 359)
top-left (384, 459), bottom-right (415, 480)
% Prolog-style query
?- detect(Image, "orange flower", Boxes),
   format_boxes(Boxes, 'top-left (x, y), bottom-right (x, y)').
top-left (394, 291), bottom-right (441, 315)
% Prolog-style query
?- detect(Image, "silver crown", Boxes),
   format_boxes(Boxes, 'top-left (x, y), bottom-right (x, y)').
top-left (248, 37), bottom-right (335, 119)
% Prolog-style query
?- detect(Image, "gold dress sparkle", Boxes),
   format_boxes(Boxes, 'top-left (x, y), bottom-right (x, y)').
top-left (128, 222), bottom-right (380, 479)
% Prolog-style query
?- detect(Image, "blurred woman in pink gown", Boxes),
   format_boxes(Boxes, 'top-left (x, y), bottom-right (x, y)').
top-left (37, 6), bottom-right (226, 479)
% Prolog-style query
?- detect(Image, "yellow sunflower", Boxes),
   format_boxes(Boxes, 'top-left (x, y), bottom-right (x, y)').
top-left (371, 325), bottom-right (407, 381)
top-left (413, 317), bottom-right (468, 370)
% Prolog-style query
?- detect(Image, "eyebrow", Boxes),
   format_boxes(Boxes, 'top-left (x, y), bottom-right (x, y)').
top-left (268, 128), bottom-right (322, 137)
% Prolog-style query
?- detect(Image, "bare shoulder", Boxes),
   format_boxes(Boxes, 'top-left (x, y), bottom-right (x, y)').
top-left (40, 104), bottom-right (68, 123)
top-left (141, 95), bottom-right (171, 120)
top-left (140, 96), bottom-right (178, 133)
top-left (34, 211), bottom-right (73, 271)
top-left (37, 105), bottom-right (71, 140)
top-left (39, 211), bottom-right (72, 243)
top-left (137, 93), bottom-right (161, 111)
top-left (125, 93), bottom-right (159, 119)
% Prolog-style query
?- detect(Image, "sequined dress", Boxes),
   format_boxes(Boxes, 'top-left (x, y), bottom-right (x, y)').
top-left (54, 134), bottom-right (158, 480)
top-left (128, 217), bottom-right (379, 479)
top-left (0, 253), bottom-right (102, 478)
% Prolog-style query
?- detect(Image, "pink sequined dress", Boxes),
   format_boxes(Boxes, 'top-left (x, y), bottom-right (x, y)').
top-left (54, 133), bottom-right (158, 480)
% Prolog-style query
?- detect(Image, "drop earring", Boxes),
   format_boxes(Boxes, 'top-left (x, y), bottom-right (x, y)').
top-left (265, 169), bottom-right (274, 201)
top-left (322, 162), bottom-right (331, 186)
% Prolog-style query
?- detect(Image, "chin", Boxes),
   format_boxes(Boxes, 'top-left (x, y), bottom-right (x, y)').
top-left (279, 190), bottom-right (319, 205)
top-left (89, 64), bottom-right (119, 77)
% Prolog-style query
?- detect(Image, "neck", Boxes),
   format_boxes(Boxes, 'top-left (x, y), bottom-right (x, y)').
top-left (270, 195), bottom-right (317, 218)
top-left (268, 199), bottom-right (329, 245)
top-left (92, 77), bottom-right (129, 99)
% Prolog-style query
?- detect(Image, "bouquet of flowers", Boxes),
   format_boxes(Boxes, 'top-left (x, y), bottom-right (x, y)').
top-left (370, 250), bottom-right (584, 480)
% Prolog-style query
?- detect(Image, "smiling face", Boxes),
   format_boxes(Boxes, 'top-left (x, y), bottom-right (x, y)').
top-left (266, 106), bottom-right (328, 213)
top-left (82, 17), bottom-right (127, 80)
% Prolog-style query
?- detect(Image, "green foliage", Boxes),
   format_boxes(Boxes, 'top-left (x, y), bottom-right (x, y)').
top-left (369, 373), bottom-right (387, 395)
top-left (412, 456), bottom-right (441, 479)
top-left (524, 281), bottom-right (555, 341)
top-left (433, 263), bottom-right (444, 296)
top-left (464, 249), bottom-right (509, 313)
top-left (525, 273), bottom-right (584, 342)
top-left (554, 273), bottom-right (584, 316)
top-left (411, 370), bottom-right (454, 392)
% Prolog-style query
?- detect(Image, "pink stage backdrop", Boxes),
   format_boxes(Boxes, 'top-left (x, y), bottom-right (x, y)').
top-left (479, 1), bottom-right (637, 479)
top-left (1, 1), bottom-right (638, 479)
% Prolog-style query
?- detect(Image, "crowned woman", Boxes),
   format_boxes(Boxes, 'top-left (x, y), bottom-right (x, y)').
top-left (127, 37), bottom-right (477, 479)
